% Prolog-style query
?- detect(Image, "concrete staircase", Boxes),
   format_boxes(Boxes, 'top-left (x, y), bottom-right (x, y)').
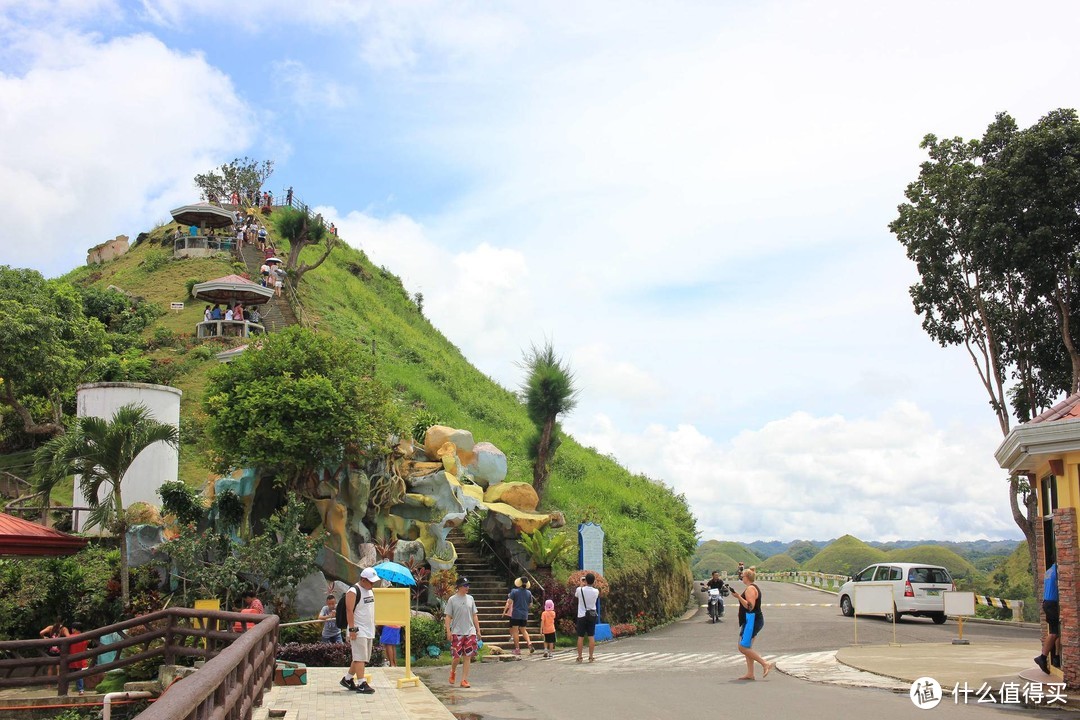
top-left (447, 527), bottom-right (543, 652)
top-left (240, 245), bottom-right (298, 332)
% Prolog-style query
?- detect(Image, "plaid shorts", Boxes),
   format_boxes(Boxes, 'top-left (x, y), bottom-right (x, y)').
top-left (451, 634), bottom-right (478, 659)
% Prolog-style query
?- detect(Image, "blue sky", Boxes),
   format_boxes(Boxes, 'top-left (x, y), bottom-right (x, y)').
top-left (3, 0), bottom-right (1079, 541)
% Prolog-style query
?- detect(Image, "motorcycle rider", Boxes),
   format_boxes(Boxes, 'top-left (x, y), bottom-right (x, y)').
top-left (703, 570), bottom-right (727, 621)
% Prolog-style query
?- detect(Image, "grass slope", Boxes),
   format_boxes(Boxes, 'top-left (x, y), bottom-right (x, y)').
top-left (57, 215), bottom-right (695, 622)
top-left (803, 534), bottom-right (887, 576)
top-left (759, 552), bottom-right (800, 572)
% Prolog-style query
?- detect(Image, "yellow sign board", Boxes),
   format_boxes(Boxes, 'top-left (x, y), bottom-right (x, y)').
top-left (372, 588), bottom-right (418, 689)
top-left (194, 599), bottom-right (221, 649)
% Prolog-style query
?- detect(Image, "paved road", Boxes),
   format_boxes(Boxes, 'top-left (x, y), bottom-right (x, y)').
top-left (418, 580), bottom-right (1049, 720)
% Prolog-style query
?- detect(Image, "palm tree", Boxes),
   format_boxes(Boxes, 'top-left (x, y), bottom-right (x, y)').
top-left (35, 403), bottom-right (179, 609)
top-left (520, 341), bottom-right (579, 496)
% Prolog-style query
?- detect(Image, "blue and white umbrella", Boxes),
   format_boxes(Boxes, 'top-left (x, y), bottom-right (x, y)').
top-left (373, 561), bottom-right (416, 586)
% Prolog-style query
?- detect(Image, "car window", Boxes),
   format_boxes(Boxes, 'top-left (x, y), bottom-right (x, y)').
top-left (909, 567), bottom-right (952, 584)
top-left (873, 566), bottom-right (900, 581)
top-left (855, 566), bottom-right (877, 582)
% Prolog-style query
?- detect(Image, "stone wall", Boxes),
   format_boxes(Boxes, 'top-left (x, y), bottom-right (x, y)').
top-left (87, 235), bottom-right (129, 264)
top-left (1054, 506), bottom-right (1078, 687)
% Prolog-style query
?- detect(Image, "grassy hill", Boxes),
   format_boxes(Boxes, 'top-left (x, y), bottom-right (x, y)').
top-left (691, 539), bottom-right (759, 578)
top-left (51, 213), bottom-right (696, 623)
top-left (759, 552), bottom-right (800, 572)
top-left (803, 535), bottom-right (887, 576)
top-left (884, 544), bottom-right (978, 582)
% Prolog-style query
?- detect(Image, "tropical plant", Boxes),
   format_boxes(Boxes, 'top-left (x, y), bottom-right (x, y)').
top-left (374, 536), bottom-right (398, 561)
top-left (34, 403), bottom-right (178, 608)
top-left (518, 529), bottom-right (573, 568)
top-left (273, 206), bottom-right (338, 285)
top-left (519, 340), bottom-right (579, 495)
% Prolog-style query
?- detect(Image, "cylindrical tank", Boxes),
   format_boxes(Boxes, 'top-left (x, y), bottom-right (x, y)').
top-left (74, 382), bottom-right (182, 533)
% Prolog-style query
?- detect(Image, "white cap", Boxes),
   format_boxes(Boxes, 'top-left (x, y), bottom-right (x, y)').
top-left (360, 567), bottom-right (379, 583)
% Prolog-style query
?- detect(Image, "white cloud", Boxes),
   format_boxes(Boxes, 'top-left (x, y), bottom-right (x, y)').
top-left (272, 59), bottom-right (350, 111)
top-left (569, 402), bottom-right (1017, 543)
top-left (0, 31), bottom-right (254, 273)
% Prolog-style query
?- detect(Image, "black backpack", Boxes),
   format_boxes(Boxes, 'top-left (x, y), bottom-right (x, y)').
top-left (336, 584), bottom-right (360, 629)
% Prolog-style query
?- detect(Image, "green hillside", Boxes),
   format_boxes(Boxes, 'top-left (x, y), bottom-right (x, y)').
top-left (760, 553), bottom-right (800, 572)
top-left (47, 213), bottom-right (696, 623)
top-left (803, 535), bottom-right (887, 576)
top-left (884, 544), bottom-right (978, 581)
top-left (691, 540), bottom-right (759, 578)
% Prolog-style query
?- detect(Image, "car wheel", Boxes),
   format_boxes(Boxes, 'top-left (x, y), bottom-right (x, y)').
top-left (840, 595), bottom-right (854, 617)
top-left (884, 605), bottom-right (898, 622)
top-left (932, 613), bottom-right (947, 625)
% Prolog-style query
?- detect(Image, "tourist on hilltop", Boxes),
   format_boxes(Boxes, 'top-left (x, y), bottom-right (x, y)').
top-left (233, 302), bottom-right (244, 322)
top-left (258, 225), bottom-right (268, 250)
top-left (541, 599), bottom-right (556, 658)
top-left (189, 225), bottom-right (198, 237)
top-left (266, 190), bottom-right (273, 206)
top-left (230, 190), bottom-right (240, 206)
top-left (1035, 562), bottom-right (1059, 674)
top-left (224, 307), bottom-right (234, 322)
top-left (340, 567), bottom-right (378, 695)
top-left (210, 304), bottom-right (223, 320)
top-left (286, 187), bottom-right (293, 207)
top-left (273, 267), bottom-right (285, 297)
top-left (731, 568), bottom-right (771, 680)
top-left (444, 577), bottom-right (481, 688)
top-left (575, 573), bottom-right (600, 663)
top-left (204, 306), bottom-right (212, 323)
top-left (318, 594), bottom-right (342, 644)
top-left (504, 576), bottom-right (535, 656)
top-left (249, 307), bottom-right (261, 325)
top-left (260, 261), bottom-right (271, 287)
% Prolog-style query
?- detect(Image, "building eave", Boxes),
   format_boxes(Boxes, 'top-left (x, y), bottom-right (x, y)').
top-left (995, 417), bottom-right (1080, 475)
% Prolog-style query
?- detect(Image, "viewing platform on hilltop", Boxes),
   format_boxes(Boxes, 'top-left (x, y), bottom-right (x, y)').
top-left (173, 235), bottom-right (236, 258)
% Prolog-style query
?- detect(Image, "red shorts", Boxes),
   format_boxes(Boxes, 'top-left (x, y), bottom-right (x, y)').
top-left (451, 634), bottom-right (478, 659)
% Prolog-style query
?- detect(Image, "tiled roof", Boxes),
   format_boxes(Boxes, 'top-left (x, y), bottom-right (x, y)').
top-left (1028, 392), bottom-right (1080, 425)
top-left (0, 512), bottom-right (87, 557)
top-left (207, 274), bottom-right (258, 285)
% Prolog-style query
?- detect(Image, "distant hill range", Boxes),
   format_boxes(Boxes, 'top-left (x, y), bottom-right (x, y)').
top-left (741, 538), bottom-right (1020, 560)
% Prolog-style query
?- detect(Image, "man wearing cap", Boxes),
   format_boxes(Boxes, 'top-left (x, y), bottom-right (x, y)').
top-left (340, 567), bottom-right (378, 695)
top-left (444, 577), bottom-right (482, 688)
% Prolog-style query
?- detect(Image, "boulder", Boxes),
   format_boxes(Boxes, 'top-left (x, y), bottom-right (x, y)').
top-left (294, 571), bottom-right (334, 619)
top-left (423, 426), bottom-right (475, 459)
top-left (394, 539), bottom-right (426, 567)
top-left (356, 542), bottom-right (378, 570)
top-left (548, 510), bottom-right (567, 529)
top-left (468, 442), bottom-right (508, 488)
top-left (125, 502), bottom-right (162, 527)
top-left (126, 524), bottom-right (165, 567)
top-left (483, 502), bottom-right (553, 537)
top-left (483, 482), bottom-right (539, 512)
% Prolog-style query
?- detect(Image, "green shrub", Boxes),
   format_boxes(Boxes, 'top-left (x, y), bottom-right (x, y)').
top-left (410, 615), bottom-right (447, 651)
top-left (151, 326), bottom-right (177, 349)
top-left (185, 278), bottom-right (204, 299)
top-left (142, 249), bottom-right (170, 273)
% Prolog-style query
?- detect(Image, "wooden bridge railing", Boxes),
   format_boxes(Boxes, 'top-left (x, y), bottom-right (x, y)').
top-left (0, 607), bottom-right (277, 700)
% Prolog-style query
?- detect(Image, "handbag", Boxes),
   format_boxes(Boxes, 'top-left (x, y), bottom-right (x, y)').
top-left (580, 588), bottom-right (598, 621)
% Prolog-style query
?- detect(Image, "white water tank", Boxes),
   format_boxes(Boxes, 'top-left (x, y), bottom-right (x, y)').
top-left (74, 382), bottom-right (182, 533)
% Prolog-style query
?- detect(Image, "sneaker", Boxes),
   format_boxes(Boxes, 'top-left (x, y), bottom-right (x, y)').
top-left (512, 649), bottom-right (521, 656)
top-left (340, 677), bottom-right (357, 691)
top-left (448, 670), bottom-right (456, 685)
top-left (1035, 655), bottom-right (1049, 674)
top-left (460, 681), bottom-right (471, 688)
top-left (354, 682), bottom-right (376, 695)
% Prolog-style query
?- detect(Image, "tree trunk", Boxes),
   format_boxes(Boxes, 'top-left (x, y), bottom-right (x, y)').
top-left (2, 381), bottom-right (63, 437)
top-left (1052, 288), bottom-right (1080, 394)
top-left (533, 416), bottom-right (555, 495)
top-left (114, 487), bottom-right (130, 610)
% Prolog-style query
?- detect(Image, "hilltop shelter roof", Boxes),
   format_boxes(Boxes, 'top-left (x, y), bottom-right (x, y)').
top-left (170, 203), bottom-right (235, 230)
top-left (0, 512), bottom-right (87, 558)
top-left (192, 274), bottom-right (274, 306)
top-left (995, 392), bottom-right (1080, 475)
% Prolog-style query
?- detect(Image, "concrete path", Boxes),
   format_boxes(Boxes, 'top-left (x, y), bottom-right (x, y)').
top-left (253, 667), bottom-right (453, 720)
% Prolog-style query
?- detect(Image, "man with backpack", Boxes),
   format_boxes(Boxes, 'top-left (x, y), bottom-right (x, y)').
top-left (339, 567), bottom-right (379, 695)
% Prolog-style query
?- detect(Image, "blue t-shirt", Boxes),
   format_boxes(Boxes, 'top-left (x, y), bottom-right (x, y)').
top-left (1045, 564), bottom-right (1059, 602)
top-left (508, 587), bottom-right (532, 620)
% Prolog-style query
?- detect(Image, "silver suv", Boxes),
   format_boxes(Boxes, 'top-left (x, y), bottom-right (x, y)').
top-left (838, 563), bottom-right (954, 624)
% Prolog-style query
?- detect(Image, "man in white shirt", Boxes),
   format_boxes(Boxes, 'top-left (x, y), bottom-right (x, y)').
top-left (576, 572), bottom-right (601, 663)
top-left (340, 567), bottom-right (378, 695)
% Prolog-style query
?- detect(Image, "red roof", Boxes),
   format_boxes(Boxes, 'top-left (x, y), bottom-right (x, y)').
top-left (1028, 392), bottom-right (1080, 425)
top-left (0, 512), bottom-right (88, 558)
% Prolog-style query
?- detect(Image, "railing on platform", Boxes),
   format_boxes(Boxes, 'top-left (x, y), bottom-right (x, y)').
top-left (196, 320), bottom-right (266, 339)
top-left (0, 608), bottom-right (277, 698)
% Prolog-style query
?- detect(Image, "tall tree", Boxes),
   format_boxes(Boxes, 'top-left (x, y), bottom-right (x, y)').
top-left (520, 341), bottom-right (579, 495)
top-left (890, 110), bottom-right (1080, 588)
top-left (194, 157), bottom-right (274, 203)
top-left (34, 404), bottom-right (179, 608)
top-left (0, 267), bottom-right (109, 439)
top-left (203, 326), bottom-right (401, 486)
top-left (273, 206), bottom-right (339, 285)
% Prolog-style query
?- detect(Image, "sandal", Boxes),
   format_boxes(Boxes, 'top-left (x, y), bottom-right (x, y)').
top-left (576, 656), bottom-right (583, 663)
top-left (588, 656), bottom-right (595, 663)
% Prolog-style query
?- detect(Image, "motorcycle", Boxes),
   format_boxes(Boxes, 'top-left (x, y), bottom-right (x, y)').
top-left (700, 582), bottom-right (729, 623)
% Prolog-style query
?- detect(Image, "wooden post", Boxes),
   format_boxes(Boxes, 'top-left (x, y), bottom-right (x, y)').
top-left (56, 638), bottom-right (69, 697)
top-left (164, 613), bottom-right (177, 667)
